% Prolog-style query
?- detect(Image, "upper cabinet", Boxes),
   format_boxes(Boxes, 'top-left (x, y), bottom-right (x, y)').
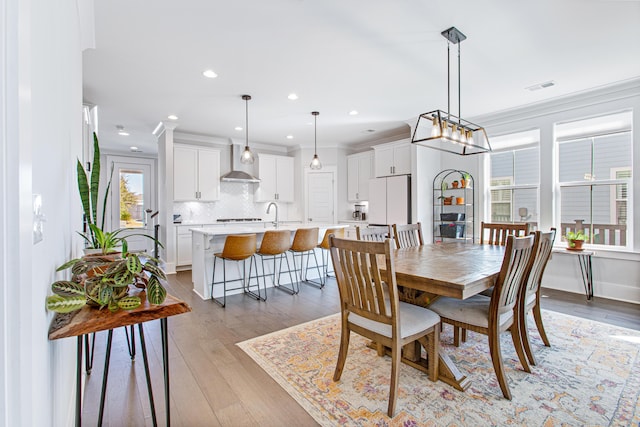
top-left (347, 151), bottom-right (373, 202)
top-left (255, 154), bottom-right (294, 202)
top-left (374, 141), bottom-right (411, 177)
top-left (174, 145), bottom-right (220, 201)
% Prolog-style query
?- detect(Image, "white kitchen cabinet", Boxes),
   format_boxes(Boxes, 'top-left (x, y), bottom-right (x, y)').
top-left (174, 145), bottom-right (220, 201)
top-left (347, 151), bottom-right (373, 201)
top-left (255, 154), bottom-right (294, 202)
top-left (176, 224), bottom-right (202, 266)
top-left (374, 141), bottom-right (411, 177)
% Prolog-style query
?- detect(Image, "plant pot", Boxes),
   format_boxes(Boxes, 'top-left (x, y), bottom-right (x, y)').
top-left (568, 239), bottom-right (584, 250)
top-left (443, 197), bottom-right (453, 205)
top-left (460, 179), bottom-right (466, 188)
top-left (451, 181), bottom-right (459, 189)
top-left (456, 197), bottom-right (464, 205)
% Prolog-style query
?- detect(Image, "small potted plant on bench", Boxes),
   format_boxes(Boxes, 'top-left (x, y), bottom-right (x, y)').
top-left (564, 230), bottom-right (586, 250)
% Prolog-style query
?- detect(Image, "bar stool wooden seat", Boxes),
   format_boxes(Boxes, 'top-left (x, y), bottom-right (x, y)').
top-left (288, 227), bottom-right (322, 291)
top-left (307, 227), bottom-right (344, 287)
top-left (211, 234), bottom-right (259, 307)
top-left (255, 230), bottom-right (294, 298)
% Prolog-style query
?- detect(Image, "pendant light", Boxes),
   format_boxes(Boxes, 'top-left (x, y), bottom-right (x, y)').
top-left (310, 111), bottom-right (322, 170)
top-left (411, 27), bottom-right (491, 155)
top-left (240, 94), bottom-right (255, 164)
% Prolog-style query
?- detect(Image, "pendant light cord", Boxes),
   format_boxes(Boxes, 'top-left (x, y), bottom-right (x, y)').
top-left (245, 97), bottom-right (249, 148)
top-left (314, 114), bottom-right (317, 154)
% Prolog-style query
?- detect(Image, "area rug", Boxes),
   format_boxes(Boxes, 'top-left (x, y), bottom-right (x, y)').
top-left (237, 310), bottom-right (640, 426)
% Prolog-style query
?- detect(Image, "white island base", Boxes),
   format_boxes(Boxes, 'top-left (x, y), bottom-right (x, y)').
top-left (191, 224), bottom-right (348, 300)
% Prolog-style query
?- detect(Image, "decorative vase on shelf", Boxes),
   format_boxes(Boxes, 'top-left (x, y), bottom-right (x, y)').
top-left (456, 197), bottom-right (464, 205)
top-left (452, 181), bottom-right (459, 189)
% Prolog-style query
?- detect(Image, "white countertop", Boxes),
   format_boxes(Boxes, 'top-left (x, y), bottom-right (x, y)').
top-left (191, 223), bottom-right (347, 236)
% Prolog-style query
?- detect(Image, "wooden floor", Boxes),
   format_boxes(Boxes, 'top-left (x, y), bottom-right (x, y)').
top-left (82, 271), bottom-right (639, 426)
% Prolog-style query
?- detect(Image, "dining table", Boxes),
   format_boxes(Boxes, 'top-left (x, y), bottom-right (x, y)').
top-left (380, 242), bottom-right (506, 391)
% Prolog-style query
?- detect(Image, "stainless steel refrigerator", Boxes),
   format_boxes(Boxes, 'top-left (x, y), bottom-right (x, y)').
top-left (367, 175), bottom-right (411, 226)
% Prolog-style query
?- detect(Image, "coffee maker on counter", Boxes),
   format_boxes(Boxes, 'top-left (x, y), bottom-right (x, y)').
top-left (352, 204), bottom-right (366, 221)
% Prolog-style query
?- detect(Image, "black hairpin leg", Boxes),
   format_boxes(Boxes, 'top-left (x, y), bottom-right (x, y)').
top-left (138, 323), bottom-right (158, 427)
top-left (577, 253), bottom-right (594, 300)
top-left (125, 324), bottom-right (136, 360)
top-left (97, 329), bottom-right (114, 426)
top-left (76, 336), bottom-right (83, 427)
top-left (84, 332), bottom-right (96, 374)
top-left (161, 318), bottom-right (170, 426)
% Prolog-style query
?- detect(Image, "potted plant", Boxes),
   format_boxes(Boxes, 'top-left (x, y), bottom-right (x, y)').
top-left (451, 180), bottom-right (459, 189)
top-left (460, 172), bottom-right (471, 188)
top-left (45, 132), bottom-right (167, 313)
top-left (46, 252), bottom-right (167, 313)
top-left (564, 230), bottom-right (586, 250)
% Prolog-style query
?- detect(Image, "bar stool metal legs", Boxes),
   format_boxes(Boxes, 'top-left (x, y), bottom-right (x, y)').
top-left (211, 255), bottom-right (259, 307)
top-left (294, 248), bottom-right (324, 289)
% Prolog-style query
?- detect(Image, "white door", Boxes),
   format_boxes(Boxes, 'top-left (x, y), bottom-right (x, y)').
top-left (307, 171), bottom-right (334, 223)
top-left (108, 156), bottom-right (156, 254)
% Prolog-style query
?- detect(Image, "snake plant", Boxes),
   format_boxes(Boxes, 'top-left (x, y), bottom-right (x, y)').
top-left (45, 252), bottom-right (167, 313)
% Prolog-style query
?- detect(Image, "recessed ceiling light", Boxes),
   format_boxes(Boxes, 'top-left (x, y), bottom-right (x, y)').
top-left (235, 126), bottom-right (243, 131)
top-left (288, 93), bottom-right (298, 100)
top-left (286, 135), bottom-right (294, 139)
top-left (167, 114), bottom-right (178, 120)
top-left (202, 69), bottom-right (218, 79)
top-left (349, 110), bottom-right (359, 116)
top-left (366, 129), bottom-right (376, 133)
top-left (130, 146), bottom-right (138, 151)
top-left (116, 125), bottom-right (129, 136)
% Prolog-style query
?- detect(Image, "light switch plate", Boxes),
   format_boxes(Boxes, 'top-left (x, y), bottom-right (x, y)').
top-left (33, 194), bottom-right (44, 244)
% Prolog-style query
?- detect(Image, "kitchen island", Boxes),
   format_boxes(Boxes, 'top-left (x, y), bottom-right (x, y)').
top-left (191, 223), bottom-right (348, 300)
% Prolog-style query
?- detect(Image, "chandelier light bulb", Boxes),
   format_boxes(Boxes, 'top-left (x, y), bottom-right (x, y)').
top-left (310, 111), bottom-right (322, 170)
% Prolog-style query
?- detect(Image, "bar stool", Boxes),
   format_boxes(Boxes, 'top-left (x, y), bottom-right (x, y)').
top-left (288, 227), bottom-right (322, 290)
top-left (307, 227), bottom-right (344, 287)
top-left (211, 234), bottom-right (259, 307)
top-left (255, 230), bottom-right (295, 298)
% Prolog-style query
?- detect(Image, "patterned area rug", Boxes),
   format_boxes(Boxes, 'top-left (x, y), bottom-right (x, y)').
top-left (237, 310), bottom-right (640, 426)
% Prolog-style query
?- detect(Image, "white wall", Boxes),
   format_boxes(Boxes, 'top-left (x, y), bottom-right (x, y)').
top-left (2, 0), bottom-right (86, 425)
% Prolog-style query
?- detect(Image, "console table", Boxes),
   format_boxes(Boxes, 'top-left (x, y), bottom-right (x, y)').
top-left (553, 248), bottom-right (596, 300)
top-left (48, 292), bottom-right (191, 426)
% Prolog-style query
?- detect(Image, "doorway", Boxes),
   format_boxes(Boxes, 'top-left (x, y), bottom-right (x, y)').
top-left (306, 167), bottom-right (336, 223)
top-left (107, 155), bottom-right (156, 253)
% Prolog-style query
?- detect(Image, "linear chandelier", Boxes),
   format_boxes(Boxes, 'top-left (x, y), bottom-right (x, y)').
top-left (411, 27), bottom-right (491, 155)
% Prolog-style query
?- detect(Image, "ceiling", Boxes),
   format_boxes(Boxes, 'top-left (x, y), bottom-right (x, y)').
top-left (82, 0), bottom-right (640, 155)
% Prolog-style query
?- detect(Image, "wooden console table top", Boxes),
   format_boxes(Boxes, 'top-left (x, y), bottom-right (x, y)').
top-left (48, 292), bottom-right (191, 340)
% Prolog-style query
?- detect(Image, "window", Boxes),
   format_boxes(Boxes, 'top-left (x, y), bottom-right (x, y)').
top-left (488, 130), bottom-right (540, 227)
top-left (556, 111), bottom-right (632, 248)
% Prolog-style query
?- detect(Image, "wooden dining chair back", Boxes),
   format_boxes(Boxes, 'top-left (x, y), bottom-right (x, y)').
top-left (518, 228), bottom-right (556, 366)
top-left (429, 234), bottom-right (535, 400)
top-left (392, 223), bottom-right (424, 249)
top-left (328, 236), bottom-right (440, 417)
top-left (356, 225), bottom-right (391, 242)
top-left (480, 222), bottom-right (530, 246)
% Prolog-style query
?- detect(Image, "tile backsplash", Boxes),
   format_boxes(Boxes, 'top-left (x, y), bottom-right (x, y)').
top-left (173, 182), bottom-right (297, 223)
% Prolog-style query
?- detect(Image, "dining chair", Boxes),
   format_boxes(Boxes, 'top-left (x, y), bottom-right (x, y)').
top-left (480, 222), bottom-right (530, 245)
top-left (518, 228), bottom-right (556, 366)
top-left (429, 234), bottom-right (535, 400)
top-left (254, 230), bottom-right (294, 298)
top-left (329, 235), bottom-right (440, 417)
top-left (211, 234), bottom-right (259, 307)
top-left (392, 222), bottom-right (424, 249)
top-left (356, 225), bottom-right (391, 242)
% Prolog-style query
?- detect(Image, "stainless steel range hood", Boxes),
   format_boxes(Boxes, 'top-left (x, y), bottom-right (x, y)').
top-left (220, 144), bottom-right (260, 183)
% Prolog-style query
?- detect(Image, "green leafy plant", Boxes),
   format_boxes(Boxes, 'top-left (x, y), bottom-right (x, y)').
top-left (565, 230), bottom-right (586, 241)
top-left (45, 252), bottom-right (167, 313)
top-left (78, 132), bottom-right (115, 250)
top-left (78, 224), bottom-right (163, 255)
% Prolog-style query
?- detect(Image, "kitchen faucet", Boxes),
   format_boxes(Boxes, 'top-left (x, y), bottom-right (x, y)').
top-left (266, 202), bottom-right (279, 228)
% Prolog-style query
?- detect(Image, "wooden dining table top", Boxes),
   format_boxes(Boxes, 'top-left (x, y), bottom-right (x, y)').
top-left (385, 242), bottom-right (506, 300)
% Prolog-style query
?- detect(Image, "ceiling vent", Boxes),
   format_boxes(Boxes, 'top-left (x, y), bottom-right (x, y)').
top-left (526, 80), bottom-right (556, 91)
